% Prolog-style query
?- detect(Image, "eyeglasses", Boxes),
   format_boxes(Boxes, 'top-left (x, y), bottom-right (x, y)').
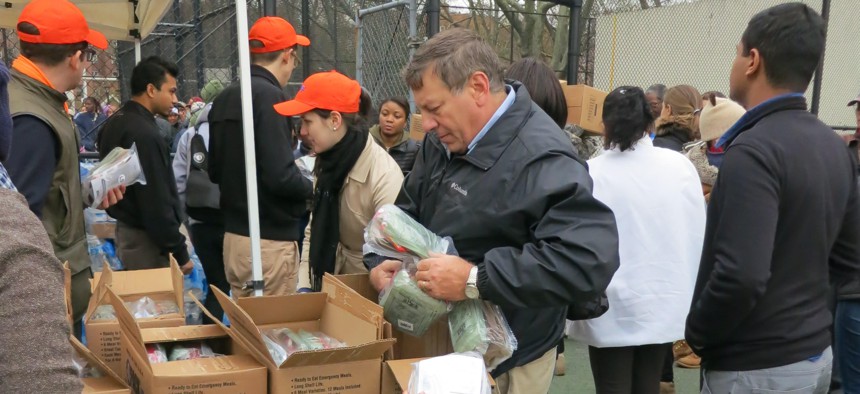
top-left (80, 48), bottom-right (97, 63)
top-left (291, 50), bottom-right (301, 66)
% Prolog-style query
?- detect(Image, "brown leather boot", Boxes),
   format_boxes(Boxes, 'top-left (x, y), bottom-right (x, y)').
top-left (672, 340), bottom-right (693, 360)
top-left (676, 353), bottom-right (702, 369)
top-left (660, 382), bottom-right (676, 394)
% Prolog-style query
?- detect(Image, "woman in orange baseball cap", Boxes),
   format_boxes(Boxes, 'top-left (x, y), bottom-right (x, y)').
top-left (274, 71), bottom-right (404, 291)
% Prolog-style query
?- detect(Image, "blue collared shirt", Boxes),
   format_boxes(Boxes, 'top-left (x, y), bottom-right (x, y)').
top-left (467, 85), bottom-right (516, 155)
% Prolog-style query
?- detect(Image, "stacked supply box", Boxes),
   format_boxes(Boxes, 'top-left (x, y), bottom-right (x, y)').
top-left (559, 82), bottom-right (608, 134)
top-left (86, 258), bottom-right (186, 375)
top-left (211, 276), bottom-right (395, 393)
top-left (107, 290), bottom-right (267, 393)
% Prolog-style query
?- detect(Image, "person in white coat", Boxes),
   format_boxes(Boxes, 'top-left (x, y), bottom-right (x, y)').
top-left (570, 86), bottom-right (706, 394)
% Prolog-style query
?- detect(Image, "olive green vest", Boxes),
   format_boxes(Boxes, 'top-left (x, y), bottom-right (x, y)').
top-left (9, 68), bottom-right (90, 274)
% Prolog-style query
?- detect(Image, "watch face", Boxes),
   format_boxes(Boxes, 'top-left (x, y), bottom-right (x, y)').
top-left (466, 285), bottom-right (479, 299)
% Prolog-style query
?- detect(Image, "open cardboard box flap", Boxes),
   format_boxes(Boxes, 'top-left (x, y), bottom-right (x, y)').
top-left (322, 274), bottom-right (384, 324)
top-left (140, 324), bottom-right (226, 344)
top-left (70, 335), bottom-right (129, 390)
top-left (106, 288), bottom-right (151, 372)
top-left (211, 284), bottom-right (394, 370)
top-left (88, 255), bottom-right (185, 323)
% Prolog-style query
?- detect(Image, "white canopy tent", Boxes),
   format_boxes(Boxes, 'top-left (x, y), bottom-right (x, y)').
top-left (0, 0), bottom-right (173, 42)
top-left (0, 0), bottom-right (267, 297)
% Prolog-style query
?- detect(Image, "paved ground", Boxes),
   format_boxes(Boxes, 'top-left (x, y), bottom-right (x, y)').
top-left (549, 339), bottom-right (700, 393)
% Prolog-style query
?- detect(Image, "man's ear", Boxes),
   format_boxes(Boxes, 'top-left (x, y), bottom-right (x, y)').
top-left (468, 71), bottom-right (491, 105)
top-left (69, 50), bottom-right (83, 71)
top-left (746, 48), bottom-right (762, 78)
top-left (146, 83), bottom-right (158, 98)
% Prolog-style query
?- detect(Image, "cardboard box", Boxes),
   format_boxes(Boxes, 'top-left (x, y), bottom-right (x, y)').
top-left (85, 258), bottom-right (186, 376)
top-left (381, 358), bottom-right (495, 394)
top-left (91, 222), bottom-right (117, 239)
top-left (560, 83), bottom-right (607, 134)
top-left (211, 276), bottom-right (395, 394)
top-left (106, 290), bottom-right (267, 394)
top-left (331, 274), bottom-right (454, 360)
top-left (409, 114), bottom-right (426, 142)
top-left (71, 336), bottom-right (131, 394)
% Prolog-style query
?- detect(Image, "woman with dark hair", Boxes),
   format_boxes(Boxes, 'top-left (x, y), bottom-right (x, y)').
top-left (505, 57), bottom-right (567, 128)
top-left (370, 96), bottom-right (419, 175)
top-left (570, 86), bottom-right (705, 394)
top-left (273, 71), bottom-right (404, 292)
top-left (505, 57), bottom-right (573, 376)
top-left (654, 85), bottom-right (701, 151)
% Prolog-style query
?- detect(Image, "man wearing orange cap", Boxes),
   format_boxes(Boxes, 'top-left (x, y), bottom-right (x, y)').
top-left (208, 17), bottom-right (313, 297)
top-left (3, 0), bottom-right (124, 340)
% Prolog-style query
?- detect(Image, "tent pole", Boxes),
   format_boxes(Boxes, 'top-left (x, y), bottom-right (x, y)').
top-left (235, 0), bottom-right (265, 297)
top-left (134, 39), bottom-right (141, 63)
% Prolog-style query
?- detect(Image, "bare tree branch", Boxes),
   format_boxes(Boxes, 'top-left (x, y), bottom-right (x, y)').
top-left (494, 0), bottom-right (524, 36)
top-left (639, 0), bottom-right (650, 9)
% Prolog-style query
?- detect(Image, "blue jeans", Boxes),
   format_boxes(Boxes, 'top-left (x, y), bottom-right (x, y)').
top-left (836, 300), bottom-right (860, 393)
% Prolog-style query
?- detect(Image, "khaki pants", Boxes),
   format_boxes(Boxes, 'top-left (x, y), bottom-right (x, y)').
top-left (223, 232), bottom-right (299, 297)
top-left (494, 348), bottom-right (557, 394)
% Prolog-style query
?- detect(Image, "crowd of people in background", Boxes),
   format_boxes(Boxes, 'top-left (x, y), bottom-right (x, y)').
top-left (0, 1), bottom-right (858, 394)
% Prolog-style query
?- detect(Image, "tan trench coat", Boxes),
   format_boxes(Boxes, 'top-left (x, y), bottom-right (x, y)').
top-left (298, 137), bottom-right (404, 289)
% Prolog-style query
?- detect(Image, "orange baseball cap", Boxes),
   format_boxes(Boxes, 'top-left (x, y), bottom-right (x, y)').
top-left (17, 0), bottom-right (108, 50)
top-left (274, 71), bottom-right (361, 116)
top-left (249, 17), bottom-right (310, 54)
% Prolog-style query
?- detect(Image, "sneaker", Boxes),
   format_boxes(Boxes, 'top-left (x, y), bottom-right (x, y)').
top-left (554, 353), bottom-right (566, 376)
top-left (676, 353), bottom-right (701, 369)
top-left (660, 382), bottom-right (676, 394)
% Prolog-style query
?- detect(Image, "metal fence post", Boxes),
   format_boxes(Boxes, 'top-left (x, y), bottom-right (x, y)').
top-left (193, 0), bottom-right (204, 93)
top-left (811, 0), bottom-right (830, 116)
top-left (427, 0), bottom-right (440, 38)
top-left (408, 0), bottom-right (418, 114)
top-left (263, 0), bottom-right (276, 16)
top-left (356, 10), bottom-right (363, 85)
top-left (301, 0), bottom-right (310, 80)
top-left (567, 0), bottom-right (583, 85)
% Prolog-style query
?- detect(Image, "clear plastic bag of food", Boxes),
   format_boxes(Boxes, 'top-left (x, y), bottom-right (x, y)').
top-left (379, 269), bottom-right (449, 337)
top-left (261, 328), bottom-right (347, 364)
top-left (146, 343), bottom-right (168, 364)
top-left (296, 155), bottom-right (316, 182)
top-left (407, 352), bottom-right (491, 394)
top-left (90, 304), bottom-right (117, 321)
top-left (168, 342), bottom-right (216, 361)
top-left (363, 204), bottom-right (449, 263)
top-left (449, 300), bottom-right (518, 372)
top-left (72, 350), bottom-right (104, 378)
top-left (82, 144), bottom-right (147, 208)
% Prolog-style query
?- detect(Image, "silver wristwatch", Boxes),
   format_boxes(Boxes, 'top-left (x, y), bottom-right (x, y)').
top-left (465, 265), bottom-right (480, 299)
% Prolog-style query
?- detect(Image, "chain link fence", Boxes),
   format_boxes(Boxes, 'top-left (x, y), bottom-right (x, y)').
top-left (2, 0), bottom-right (850, 129)
top-left (357, 0), bottom-right (419, 110)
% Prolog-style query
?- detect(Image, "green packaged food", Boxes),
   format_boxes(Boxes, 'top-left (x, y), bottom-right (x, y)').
top-left (365, 204), bottom-right (449, 262)
top-left (380, 270), bottom-right (449, 337)
top-left (449, 300), bottom-right (517, 372)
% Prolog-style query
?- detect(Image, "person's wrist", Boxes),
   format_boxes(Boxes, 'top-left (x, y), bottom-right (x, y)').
top-left (465, 265), bottom-right (480, 299)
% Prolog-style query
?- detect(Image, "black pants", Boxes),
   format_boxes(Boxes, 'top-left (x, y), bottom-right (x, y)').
top-left (661, 345), bottom-right (674, 382)
top-left (189, 222), bottom-right (229, 324)
top-left (589, 343), bottom-right (670, 394)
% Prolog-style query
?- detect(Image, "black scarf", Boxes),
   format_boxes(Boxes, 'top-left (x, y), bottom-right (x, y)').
top-left (309, 128), bottom-right (368, 290)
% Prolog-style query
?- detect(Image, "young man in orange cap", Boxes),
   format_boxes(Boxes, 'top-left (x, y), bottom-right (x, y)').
top-left (208, 17), bottom-right (313, 297)
top-left (4, 0), bottom-right (124, 339)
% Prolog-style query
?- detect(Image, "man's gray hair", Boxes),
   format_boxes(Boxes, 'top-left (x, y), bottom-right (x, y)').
top-left (402, 28), bottom-right (505, 94)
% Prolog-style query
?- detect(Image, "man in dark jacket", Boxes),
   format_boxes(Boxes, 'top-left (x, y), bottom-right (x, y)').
top-left (367, 28), bottom-right (620, 393)
top-left (208, 17), bottom-right (312, 297)
top-left (74, 96), bottom-right (105, 152)
top-left (685, 4), bottom-right (860, 393)
top-left (98, 56), bottom-right (193, 274)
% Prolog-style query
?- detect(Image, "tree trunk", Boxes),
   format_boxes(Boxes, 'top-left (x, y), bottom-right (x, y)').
top-left (550, 6), bottom-right (570, 75)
